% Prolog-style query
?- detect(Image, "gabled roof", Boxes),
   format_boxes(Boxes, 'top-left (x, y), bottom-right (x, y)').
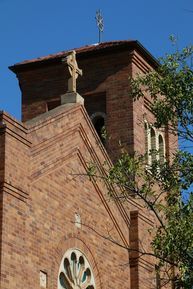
top-left (9, 40), bottom-right (159, 73)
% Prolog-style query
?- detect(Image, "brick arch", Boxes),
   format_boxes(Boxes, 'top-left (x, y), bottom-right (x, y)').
top-left (51, 232), bottom-right (102, 289)
top-left (90, 111), bottom-right (106, 122)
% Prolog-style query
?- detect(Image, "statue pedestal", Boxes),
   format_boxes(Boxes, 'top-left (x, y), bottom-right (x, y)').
top-left (61, 92), bottom-right (84, 105)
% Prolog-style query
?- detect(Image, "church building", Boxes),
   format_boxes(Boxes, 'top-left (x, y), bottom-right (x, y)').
top-left (0, 40), bottom-right (177, 289)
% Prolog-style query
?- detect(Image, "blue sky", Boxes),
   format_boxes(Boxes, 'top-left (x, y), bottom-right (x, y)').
top-left (0, 0), bottom-right (192, 120)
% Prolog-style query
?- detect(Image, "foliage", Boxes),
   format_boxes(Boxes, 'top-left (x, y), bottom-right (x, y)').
top-left (129, 43), bottom-right (193, 288)
top-left (88, 43), bottom-right (193, 288)
top-left (103, 151), bottom-right (193, 288)
top-left (131, 43), bottom-right (193, 142)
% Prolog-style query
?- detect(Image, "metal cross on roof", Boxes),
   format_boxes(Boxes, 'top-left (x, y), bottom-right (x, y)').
top-left (95, 9), bottom-right (104, 43)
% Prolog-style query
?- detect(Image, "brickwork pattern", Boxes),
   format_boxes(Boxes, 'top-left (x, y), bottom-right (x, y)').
top-left (0, 106), bottom-right (133, 289)
top-left (17, 50), bottom-right (134, 161)
top-left (1, 42), bottom-right (178, 289)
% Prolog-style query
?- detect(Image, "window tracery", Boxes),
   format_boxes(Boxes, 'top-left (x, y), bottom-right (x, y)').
top-left (58, 249), bottom-right (95, 289)
top-left (144, 122), bottom-right (165, 165)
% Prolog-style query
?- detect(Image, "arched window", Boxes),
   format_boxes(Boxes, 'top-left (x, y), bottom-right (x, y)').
top-left (91, 112), bottom-right (106, 144)
top-left (93, 116), bottom-right (105, 138)
top-left (144, 122), bottom-right (150, 164)
top-left (58, 249), bottom-right (95, 289)
top-left (150, 127), bottom-right (156, 163)
top-left (144, 122), bottom-right (166, 166)
top-left (144, 122), bottom-right (148, 154)
top-left (158, 134), bottom-right (165, 164)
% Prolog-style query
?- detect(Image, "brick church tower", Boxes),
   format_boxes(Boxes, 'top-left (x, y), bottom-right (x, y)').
top-left (0, 41), bottom-right (177, 289)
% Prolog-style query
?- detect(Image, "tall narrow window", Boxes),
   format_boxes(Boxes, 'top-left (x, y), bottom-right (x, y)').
top-left (158, 134), bottom-right (165, 164)
top-left (150, 128), bottom-right (156, 163)
top-left (144, 122), bottom-right (149, 164)
top-left (155, 265), bottom-right (161, 289)
top-left (91, 112), bottom-right (106, 144)
top-left (93, 116), bottom-right (105, 140)
top-left (145, 123), bottom-right (165, 167)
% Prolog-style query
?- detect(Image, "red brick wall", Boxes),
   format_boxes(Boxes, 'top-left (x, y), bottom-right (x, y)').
top-left (14, 46), bottom-right (178, 162)
top-left (131, 50), bottom-right (178, 159)
top-left (129, 211), bottom-right (139, 289)
top-left (0, 112), bottom-right (30, 289)
top-left (5, 45), bottom-right (177, 289)
top-left (25, 104), bottom-right (131, 289)
top-left (0, 106), bottom-right (133, 289)
top-left (0, 113), bottom-right (5, 289)
top-left (130, 50), bottom-right (178, 289)
top-left (17, 50), bottom-right (134, 161)
top-left (0, 113), bottom-right (5, 184)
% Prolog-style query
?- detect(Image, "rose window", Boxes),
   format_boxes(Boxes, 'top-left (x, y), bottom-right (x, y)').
top-left (58, 249), bottom-right (95, 289)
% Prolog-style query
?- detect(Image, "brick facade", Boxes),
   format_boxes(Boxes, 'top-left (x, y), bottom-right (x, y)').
top-left (10, 41), bottom-right (164, 161)
top-left (0, 41), bottom-right (178, 289)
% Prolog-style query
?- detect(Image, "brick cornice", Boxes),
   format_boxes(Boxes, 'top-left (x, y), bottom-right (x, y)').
top-left (25, 103), bottom-right (77, 132)
top-left (0, 111), bottom-right (27, 132)
top-left (25, 103), bottom-right (110, 162)
top-left (0, 181), bottom-right (28, 202)
top-left (9, 40), bottom-right (159, 73)
top-left (130, 50), bottom-right (156, 74)
top-left (0, 111), bottom-right (31, 147)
